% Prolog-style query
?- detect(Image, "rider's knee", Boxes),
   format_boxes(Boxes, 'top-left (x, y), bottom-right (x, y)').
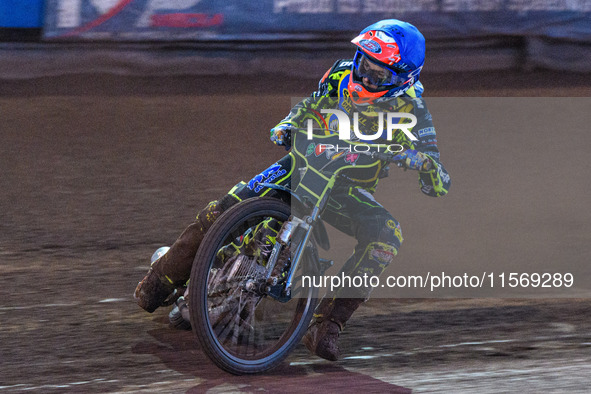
top-left (196, 200), bottom-right (220, 229)
top-left (365, 241), bottom-right (398, 272)
top-left (195, 192), bottom-right (241, 229)
top-left (218, 191), bottom-right (241, 211)
top-left (337, 241), bottom-right (399, 300)
top-left (377, 217), bottom-right (403, 250)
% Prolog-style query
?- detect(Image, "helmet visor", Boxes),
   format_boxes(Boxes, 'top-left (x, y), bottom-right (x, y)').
top-left (352, 51), bottom-right (409, 92)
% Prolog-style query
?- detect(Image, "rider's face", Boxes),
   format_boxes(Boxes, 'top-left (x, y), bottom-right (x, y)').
top-left (362, 59), bottom-right (386, 89)
top-left (358, 56), bottom-right (389, 90)
top-left (362, 77), bottom-right (378, 90)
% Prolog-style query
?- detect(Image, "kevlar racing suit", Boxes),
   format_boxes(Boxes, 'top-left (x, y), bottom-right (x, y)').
top-left (134, 59), bottom-right (451, 359)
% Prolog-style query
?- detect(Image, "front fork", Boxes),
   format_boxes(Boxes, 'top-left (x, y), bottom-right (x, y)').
top-left (266, 192), bottom-right (333, 300)
top-left (256, 180), bottom-right (333, 301)
top-left (281, 206), bottom-right (319, 297)
top-left (257, 212), bottom-right (316, 302)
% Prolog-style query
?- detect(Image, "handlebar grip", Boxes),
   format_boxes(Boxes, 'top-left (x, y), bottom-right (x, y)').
top-left (371, 151), bottom-right (399, 162)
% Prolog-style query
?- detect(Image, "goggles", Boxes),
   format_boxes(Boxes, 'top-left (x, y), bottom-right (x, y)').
top-left (352, 50), bottom-right (410, 92)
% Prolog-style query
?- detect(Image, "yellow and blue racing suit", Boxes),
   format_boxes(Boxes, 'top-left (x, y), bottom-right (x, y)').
top-left (229, 59), bottom-right (450, 297)
top-left (154, 60), bottom-right (450, 299)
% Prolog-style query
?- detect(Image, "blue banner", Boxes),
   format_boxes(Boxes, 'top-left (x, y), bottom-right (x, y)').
top-left (0, 0), bottom-right (44, 28)
top-left (43, 0), bottom-right (591, 41)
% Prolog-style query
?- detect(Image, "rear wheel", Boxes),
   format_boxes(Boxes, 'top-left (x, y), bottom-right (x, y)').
top-left (189, 197), bottom-right (317, 375)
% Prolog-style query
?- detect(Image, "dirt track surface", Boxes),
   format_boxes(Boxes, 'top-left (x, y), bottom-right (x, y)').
top-left (1, 71), bottom-right (591, 393)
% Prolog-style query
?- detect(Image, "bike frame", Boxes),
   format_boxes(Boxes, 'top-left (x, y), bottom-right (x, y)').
top-left (259, 129), bottom-right (399, 300)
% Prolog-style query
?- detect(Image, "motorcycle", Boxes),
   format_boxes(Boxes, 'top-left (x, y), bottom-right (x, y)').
top-left (186, 127), bottom-right (404, 374)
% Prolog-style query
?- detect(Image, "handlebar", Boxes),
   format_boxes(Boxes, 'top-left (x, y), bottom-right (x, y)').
top-left (368, 150), bottom-right (401, 163)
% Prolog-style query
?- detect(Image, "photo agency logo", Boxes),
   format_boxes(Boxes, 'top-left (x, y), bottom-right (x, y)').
top-left (306, 109), bottom-right (417, 154)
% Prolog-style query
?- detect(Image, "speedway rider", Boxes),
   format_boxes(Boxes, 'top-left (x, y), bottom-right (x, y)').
top-left (135, 19), bottom-right (451, 361)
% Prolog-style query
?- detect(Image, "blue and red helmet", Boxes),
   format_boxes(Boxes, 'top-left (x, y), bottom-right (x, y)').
top-left (348, 19), bottom-right (425, 103)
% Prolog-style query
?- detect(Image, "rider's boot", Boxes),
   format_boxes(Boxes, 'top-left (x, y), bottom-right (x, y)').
top-left (302, 241), bottom-right (397, 360)
top-left (302, 297), bottom-right (364, 361)
top-left (134, 197), bottom-right (238, 312)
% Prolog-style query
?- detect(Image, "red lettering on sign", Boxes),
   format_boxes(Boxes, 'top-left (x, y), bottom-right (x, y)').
top-left (151, 13), bottom-right (223, 28)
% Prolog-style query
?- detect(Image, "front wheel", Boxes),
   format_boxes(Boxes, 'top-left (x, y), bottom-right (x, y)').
top-left (189, 197), bottom-right (317, 375)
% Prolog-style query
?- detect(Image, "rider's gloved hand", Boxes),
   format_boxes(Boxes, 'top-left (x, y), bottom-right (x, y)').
top-left (392, 149), bottom-right (434, 172)
top-left (270, 124), bottom-right (293, 150)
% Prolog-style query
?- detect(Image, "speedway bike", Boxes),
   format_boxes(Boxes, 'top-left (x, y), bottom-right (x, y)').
top-left (188, 127), bottom-right (404, 374)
